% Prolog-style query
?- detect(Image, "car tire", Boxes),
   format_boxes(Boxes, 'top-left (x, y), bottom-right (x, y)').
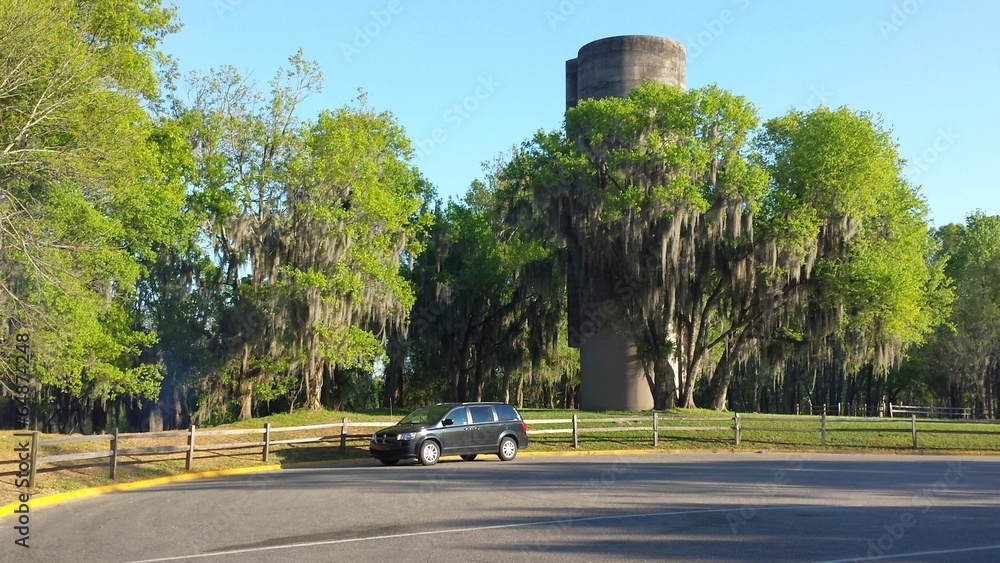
top-left (418, 440), bottom-right (440, 466)
top-left (379, 459), bottom-right (399, 466)
top-left (460, 454), bottom-right (477, 461)
top-left (497, 436), bottom-right (518, 461)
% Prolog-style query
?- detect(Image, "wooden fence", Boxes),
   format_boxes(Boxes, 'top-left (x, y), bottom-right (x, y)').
top-left (21, 417), bottom-right (387, 488)
top-left (15, 412), bottom-right (1000, 488)
top-left (888, 404), bottom-right (974, 419)
top-left (793, 403), bottom-right (978, 418)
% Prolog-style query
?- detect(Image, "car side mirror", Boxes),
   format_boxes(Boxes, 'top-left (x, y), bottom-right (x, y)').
top-left (442, 418), bottom-right (453, 427)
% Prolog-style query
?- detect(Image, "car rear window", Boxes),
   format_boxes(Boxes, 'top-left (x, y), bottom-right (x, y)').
top-left (469, 405), bottom-right (495, 423)
top-left (495, 404), bottom-right (520, 421)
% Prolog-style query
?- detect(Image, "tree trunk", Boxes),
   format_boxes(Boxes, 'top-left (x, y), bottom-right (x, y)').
top-left (91, 400), bottom-right (107, 434)
top-left (323, 363), bottom-right (350, 411)
top-left (475, 379), bottom-right (484, 402)
top-left (706, 354), bottom-right (733, 411)
top-left (681, 352), bottom-right (704, 409)
top-left (236, 343), bottom-right (255, 420)
top-left (306, 345), bottom-right (322, 410)
top-left (383, 330), bottom-right (405, 409)
top-left (561, 372), bottom-right (575, 409)
top-left (173, 386), bottom-right (185, 429)
top-left (237, 378), bottom-right (254, 421)
top-left (651, 355), bottom-right (677, 410)
top-left (542, 380), bottom-right (554, 409)
top-left (706, 328), bottom-right (754, 411)
top-left (456, 365), bottom-right (469, 402)
top-left (148, 406), bottom-right (164, 432)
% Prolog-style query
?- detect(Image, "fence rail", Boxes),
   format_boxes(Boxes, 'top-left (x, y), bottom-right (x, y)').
top-left (13, 411), bottom-right (1000, 488)
top-left (888, 404), bottom-right (974, 419)
top-left (794, 403), bottom-right (982, 418)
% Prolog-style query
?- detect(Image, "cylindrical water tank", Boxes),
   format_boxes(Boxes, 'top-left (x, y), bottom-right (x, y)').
top-left (566, 35), bottom-right (686, 110)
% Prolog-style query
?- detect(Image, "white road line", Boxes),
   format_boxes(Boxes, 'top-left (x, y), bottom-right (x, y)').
top-left (814, 543), bottom-right (1000, 563)
top-left (124, 504), bottom-right (829, 562)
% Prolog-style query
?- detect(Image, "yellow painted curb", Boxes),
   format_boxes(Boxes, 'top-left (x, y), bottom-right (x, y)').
top-left (6, 447), bottom-right (994, 517)
top-left (1, 464), bottom-right (282, 515)
top-left (0, 447), bottom-right (769, 515)
top-left (519, 448), bottom-right (670, 457)
top-left (0, 456), bottom-right (377, 517)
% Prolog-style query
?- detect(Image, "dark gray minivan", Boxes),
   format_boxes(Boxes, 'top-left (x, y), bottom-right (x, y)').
top-left (369, 402), bottom-right (528, 466)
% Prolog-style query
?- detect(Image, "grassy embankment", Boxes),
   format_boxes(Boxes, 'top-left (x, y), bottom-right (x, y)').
top-left (2, 408), bottom-right (998, 507)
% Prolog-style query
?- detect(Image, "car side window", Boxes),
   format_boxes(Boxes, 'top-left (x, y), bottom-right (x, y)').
top-left (495, 404), bottom-right (519, 421)
top-left (469, 405), bottom-right (495, 424)
top-left (447, 407), bottom-right (469, 426)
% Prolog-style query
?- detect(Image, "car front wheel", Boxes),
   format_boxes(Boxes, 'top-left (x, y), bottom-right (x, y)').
top-left (498, 436), bottom-right (518, 461)
top-left (418, 440), bottom-right (440, 466)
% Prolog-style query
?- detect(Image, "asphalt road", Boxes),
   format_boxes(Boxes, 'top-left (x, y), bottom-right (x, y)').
top-left (8, 452), bottom-right (1000, 562)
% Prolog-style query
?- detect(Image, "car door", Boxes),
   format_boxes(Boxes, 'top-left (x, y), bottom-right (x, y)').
top-left (494, 403), bottom-right (527, 447)
top-left (467, 404), bottom-right (502, 452)
top-left (437, 406), bottom-right (471, 454)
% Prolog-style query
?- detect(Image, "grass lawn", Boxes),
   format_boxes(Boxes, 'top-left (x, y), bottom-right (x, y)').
top-left (2, 408), bottom-right (998, 507)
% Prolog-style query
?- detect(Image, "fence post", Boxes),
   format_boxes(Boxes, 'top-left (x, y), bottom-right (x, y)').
top-left (733, 413), bottom-right (741, 446)
top-left (821, 410), bottom-right (827, 447)
top-left (186, 424), bottom-right (196, 471)
top-left (109, 427), bottom-right (118, 480)
top-left (652, 412), bottom-right (659, 447)
top-left (262, 422), bottom-right (271, 462)
top-left (911, 415), bottom-right (918, 448)
top-left (572, 413), bottom-right (578, 449)
top-left (28, 430), bottom-right (39, 489)
top-left (340, 417), bottom-right (348, 454)
top-left (888, 403), bottom-right (894, 418)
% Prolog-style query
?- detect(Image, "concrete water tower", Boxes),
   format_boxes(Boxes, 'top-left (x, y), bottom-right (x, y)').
top-left (564, 35), bottom-right (686, 411)
top-left (566, 35), bottom-right (686, 110)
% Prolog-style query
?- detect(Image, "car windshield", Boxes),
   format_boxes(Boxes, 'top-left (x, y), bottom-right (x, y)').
top-left (397, 405), bottom-right (449, 425)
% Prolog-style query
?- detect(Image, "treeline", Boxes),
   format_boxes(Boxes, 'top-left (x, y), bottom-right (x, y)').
top-left (1, 1), bottom-right (997, 433)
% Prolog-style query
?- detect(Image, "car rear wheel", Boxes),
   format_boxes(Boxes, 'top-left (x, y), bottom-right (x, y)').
top-left (498, 436), bottom-right (518, 461)
top-left (460, 454), bottom-right (477, 461)
top-left (379, 459), bottom-right (399, 466)
top-left (418, 440), bottom-right (440, 466)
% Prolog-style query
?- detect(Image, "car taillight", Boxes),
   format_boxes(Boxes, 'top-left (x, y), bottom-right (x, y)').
top-left (520, 420), bottom-right (527, 433)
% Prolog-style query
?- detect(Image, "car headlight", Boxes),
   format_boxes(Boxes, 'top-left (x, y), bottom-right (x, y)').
top-left (371, 433), bottom-right (377, 442)
top-left (397, 432), bottom-right (416, 441)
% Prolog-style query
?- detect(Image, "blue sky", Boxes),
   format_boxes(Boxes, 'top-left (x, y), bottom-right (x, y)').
top-left (160, 0), bottom-right (1000, 227)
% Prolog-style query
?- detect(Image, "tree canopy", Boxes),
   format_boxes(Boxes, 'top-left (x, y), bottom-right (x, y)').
top-left (1, 0), bottom-right (182, 429)
top-left (0, 5), bottom-right (985, 430)
top-left (495, 83), bottom-right (951, 411)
